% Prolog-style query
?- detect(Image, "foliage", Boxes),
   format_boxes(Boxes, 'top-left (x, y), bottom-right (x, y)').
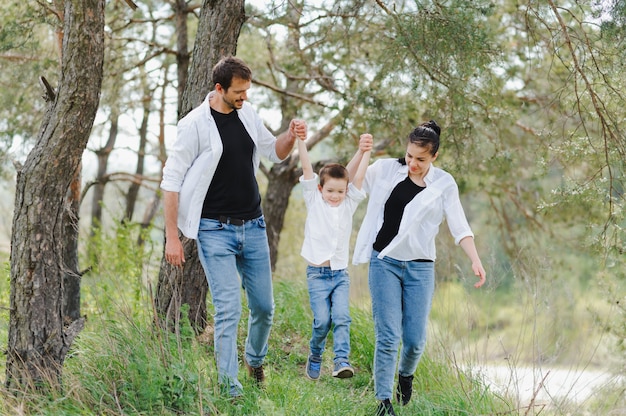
top-left (0, 1), bottom-right (58, 175)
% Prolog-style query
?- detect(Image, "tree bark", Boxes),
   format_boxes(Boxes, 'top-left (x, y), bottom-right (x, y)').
top-left (155, 0), bottom-right (245, 334)
top-left (124, 81), bottom-right (149, 223)
top-left (181, 0), bottom-right (246, 115)
top-left (263, 163), bottom-right (301, 270)
top-left (138, 66), bottom-right (170, 246)
top-left (175, 0), bottom-right (189, 118)
top-left (155, 233), bottom-right (208, 334)
top-left (62, 165), bottom-right (82, 322)
top-left (6, 0), bottom-right (105, 391)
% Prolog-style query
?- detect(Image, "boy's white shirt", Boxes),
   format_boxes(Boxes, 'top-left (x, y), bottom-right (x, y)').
top-left (300, 174), bottom-right (366, 270)
top-left (160, 92), bottom-right (283, 239)
top-left (352, 158), bottom-right (474, 265)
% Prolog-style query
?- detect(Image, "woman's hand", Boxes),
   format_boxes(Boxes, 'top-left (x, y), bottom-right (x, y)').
top-left (472, 262), bottom-right (486, 288)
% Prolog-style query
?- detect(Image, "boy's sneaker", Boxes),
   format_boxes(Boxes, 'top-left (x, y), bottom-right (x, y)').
top-left (375, 399), bottom-right (396, 415)
top-left (305, 354), bottom-right (322, 380)
top-left (395, 373), bottom-right (414, 405)
top-left (332, 361), bottom-right (354, 378)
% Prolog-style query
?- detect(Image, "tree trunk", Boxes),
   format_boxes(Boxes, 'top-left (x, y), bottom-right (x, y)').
top-left (181, 0), bottom-right (246, 115)
top-left (155, 234), bottom-right (208, 333)
top-left (62, 165), bottom-right (82, 322)
top-left (263, 163), bottom-right (301, 271)
top-left (91, 110), bottom-right (118, 232)
top-left (124, 84), bottom-right (149, 223)
top-left (175, 0), bottom-right (189, 118)
top-left (138, 66), bottom-right (170, 247)
top-left (6, 0), bottom-right (105, 391)
top-left (155, 0), bottom-right (245, 334)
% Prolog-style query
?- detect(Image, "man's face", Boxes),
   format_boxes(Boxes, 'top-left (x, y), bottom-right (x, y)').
top-left (218, 77), bottom-right (251, 111)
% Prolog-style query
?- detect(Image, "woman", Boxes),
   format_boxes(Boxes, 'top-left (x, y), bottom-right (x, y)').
top-left (349, 121), bottom-right (486, 416)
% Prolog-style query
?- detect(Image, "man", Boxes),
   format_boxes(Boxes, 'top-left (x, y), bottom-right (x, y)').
top-left (161, 56), bottom-right (307, 397)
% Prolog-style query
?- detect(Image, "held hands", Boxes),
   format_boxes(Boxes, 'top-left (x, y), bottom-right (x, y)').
top-left (359, 133), bottom-right (374, 153)
top-left (290, 119), bottom-right (307, 141)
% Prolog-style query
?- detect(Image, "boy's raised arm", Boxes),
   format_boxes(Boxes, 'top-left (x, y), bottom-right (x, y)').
top-left (298, 136), bottom-right (315, 180)
top-left (349, 134), bottom-right (373, 190)
top-left (347, 133), bottom-right (373, 182)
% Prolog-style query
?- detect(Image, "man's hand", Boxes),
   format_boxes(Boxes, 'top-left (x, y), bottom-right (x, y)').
top-left (165, 237), bottom-right (185, 267)
top-left (290, 119), bottom-right (307, 140)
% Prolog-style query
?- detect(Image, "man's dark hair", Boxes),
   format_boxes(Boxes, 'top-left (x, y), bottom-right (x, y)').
top-left (212, 56), bottom-right (252, 91)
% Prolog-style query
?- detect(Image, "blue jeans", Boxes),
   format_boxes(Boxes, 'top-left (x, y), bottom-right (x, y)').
top-left (306, 266), bottom-right (351, 363)
top-left (196, 217), bottom-right (274, 397)
top-left (369, 251), bottom-right (435, 400)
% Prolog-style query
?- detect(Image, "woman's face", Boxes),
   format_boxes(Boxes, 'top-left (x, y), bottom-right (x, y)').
top-left (405, 142), bottom-right (438, 180)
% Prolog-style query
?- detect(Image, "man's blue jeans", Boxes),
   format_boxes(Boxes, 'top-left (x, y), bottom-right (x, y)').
top-left (368, 251), bottom-right (435, 400)
top-left (306, 266), bottom-right (352, 363)
top-left (196, 217), bottom-right (274, 397)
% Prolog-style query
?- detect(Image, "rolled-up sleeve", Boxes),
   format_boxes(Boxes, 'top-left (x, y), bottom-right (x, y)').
top-left (255, 116), bottom-right (281, 162)
top-left (161, 119), bottom-right (200, 192)
top-left (443, 183), bottom-right (474, 244)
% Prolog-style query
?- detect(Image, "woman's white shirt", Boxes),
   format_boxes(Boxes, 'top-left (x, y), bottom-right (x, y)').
top-left (353, 159), bottom-right (473, 265)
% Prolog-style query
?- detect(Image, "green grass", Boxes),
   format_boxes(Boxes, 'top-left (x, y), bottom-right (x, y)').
top-left (0, 231), bottom-right (510, 415)
top-left (1, 206), bottom-right (623, 415)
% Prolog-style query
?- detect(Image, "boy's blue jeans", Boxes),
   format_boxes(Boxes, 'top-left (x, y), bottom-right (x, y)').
top-left (196, 217), bottom-right (274, 397)
top-left (369, 250), bottom-right (435, 400)
top-left (306, 265), bottom-right (352, 363)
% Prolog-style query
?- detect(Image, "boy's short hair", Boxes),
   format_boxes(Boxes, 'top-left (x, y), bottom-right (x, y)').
top-left (319, 163), bottom-right (349, 187)
top-left (212, 56), bottom-right (252, 91)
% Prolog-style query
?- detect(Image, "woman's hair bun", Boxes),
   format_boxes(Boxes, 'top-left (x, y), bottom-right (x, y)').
top-left (422, 120), bottom-right (440, 136)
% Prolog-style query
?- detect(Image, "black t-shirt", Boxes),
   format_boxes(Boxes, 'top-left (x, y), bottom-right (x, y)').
top-left (373, 176), bottom-right (425, 252)
top-left (201, 108), bottom-right (262, 220)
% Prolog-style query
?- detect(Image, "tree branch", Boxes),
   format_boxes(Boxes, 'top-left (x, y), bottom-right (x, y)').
top-left (252, 78), bottom-right (330, 107)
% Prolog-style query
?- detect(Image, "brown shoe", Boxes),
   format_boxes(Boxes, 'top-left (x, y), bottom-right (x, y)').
top-left (245, 359), bottom-right (265, 384)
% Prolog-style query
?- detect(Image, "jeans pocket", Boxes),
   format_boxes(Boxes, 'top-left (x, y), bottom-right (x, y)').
top-left (257, 216), bottom-right (266, 228)
top-left (199, 218), bottom-right (224, 232)
top-left (306, 268), bottom-right (323, 280)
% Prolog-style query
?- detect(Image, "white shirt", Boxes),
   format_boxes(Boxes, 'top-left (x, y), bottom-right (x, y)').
top-left (353, 158), bottom-right (474, 265)
top-left (300, 174), bottom-right (366, 270)
top-left (160, 92), bottom-right (284, 239)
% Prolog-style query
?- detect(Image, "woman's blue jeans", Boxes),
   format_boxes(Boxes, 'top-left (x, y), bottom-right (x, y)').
top-left (306, 266), bottom-right (352, 363)
top-left (369, 251), bottom-right (435, 400)
top-left (196, 217), bottom-right (274, 397)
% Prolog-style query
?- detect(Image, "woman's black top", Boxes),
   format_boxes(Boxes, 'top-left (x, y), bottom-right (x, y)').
top-left (373, 176), bottom-right (425, 252)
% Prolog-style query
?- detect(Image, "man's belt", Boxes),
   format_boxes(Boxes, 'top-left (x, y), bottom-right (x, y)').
top-left (210, 215), bottom-right (246, 226)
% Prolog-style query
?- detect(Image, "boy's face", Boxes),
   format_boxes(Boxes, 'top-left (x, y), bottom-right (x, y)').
top-left (318, 178), bottom-right (349, 207)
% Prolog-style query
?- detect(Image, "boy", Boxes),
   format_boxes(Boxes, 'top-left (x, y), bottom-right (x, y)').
top-left (297, 134), bottom-right (372, 380)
